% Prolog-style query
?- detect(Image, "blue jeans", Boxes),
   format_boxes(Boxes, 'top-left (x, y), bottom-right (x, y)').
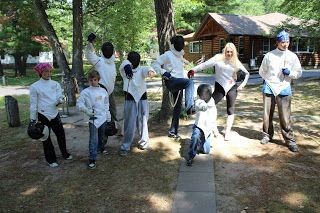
top-left (165, 77), bottom-right (194, 134)
top-left (188, 125), bottom-right (211, 159)
top-left (89, 122), bottom-right (106, 160)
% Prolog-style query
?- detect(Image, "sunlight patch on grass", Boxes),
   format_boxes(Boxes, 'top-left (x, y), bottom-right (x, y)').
top-left (148, 192), bottom-right (172, 212)
top-left (21, 186), bottom-right (39, 196)
top-left (281, 192), bottom-right (308, 207)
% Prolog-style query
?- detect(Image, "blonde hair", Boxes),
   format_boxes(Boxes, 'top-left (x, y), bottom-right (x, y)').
top-left (215, 42), bottom-right (244, 71)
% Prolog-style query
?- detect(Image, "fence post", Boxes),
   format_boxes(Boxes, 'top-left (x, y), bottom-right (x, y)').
top-left (5, 95), bottom-right (21, 127)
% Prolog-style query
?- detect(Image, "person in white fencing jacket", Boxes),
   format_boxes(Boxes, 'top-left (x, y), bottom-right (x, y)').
top-left (152, 35), bottom-right (195, 139)
top-left (118, 51), bottom-right (156, 156)
top-left (77, 70), bottom-right (111, 169)
top-left (85, 33), bottom-right (119, 136)
top-left (259, 30), bottom-right (302, 152)
top-left (29, 63), bottom-right (72, 168)
top-left (190, 43), bottom-right (250, 141)
top-left (186, 84), bottom-right (219, 166)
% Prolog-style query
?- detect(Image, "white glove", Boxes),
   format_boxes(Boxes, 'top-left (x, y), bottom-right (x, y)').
top-left (197, 100), bottom-right (208, 111)
top-left (84, 108), bottom-right (95, 117)
top-left (55, 96), bottom-right (64, 106)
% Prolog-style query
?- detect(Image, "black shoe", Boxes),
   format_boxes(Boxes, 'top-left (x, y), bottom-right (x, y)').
top-left (186, 159), bottom-right (193, 166)
top-left (260, 137), bottom-right (270, 145)
top-left (288, 144), bottom-right (299, 152)
top-left (88, 159), bottom-right (96, 169)
top-left (186, 107), bottom-right (196, 115)
top-left (168, 132), bottom-right (181, 139)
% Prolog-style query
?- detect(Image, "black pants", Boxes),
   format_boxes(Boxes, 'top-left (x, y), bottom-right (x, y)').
top-left (212, 82), bottom-right (238, 115)
top-left (262, 94), bottom-right (296, 145)
top-left (38, 113), bottom-right (70, 163)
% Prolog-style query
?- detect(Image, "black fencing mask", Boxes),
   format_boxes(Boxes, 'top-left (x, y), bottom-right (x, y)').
top-left (101, 42), bottom-right (114, 59)
top-left (197, 84), bottom-right (212, 103)
top-left (127, 51), bottom-right (141, 69)
top-left (171, 35), bottom-right (185, 52)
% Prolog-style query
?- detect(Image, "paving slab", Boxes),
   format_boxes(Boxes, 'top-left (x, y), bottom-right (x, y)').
top-left (172, 145), bottom-right (216, 213)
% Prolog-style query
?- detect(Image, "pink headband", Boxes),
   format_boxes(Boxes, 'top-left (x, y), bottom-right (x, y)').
top-left (34, 63), bottom-right (53, 75)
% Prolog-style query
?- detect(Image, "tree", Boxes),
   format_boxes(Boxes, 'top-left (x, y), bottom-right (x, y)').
top-left (0, 0), bottom-right (44, 76)
top-left (154, 0), bottom-right (176, 120)
top-left (282, 0), bottom-right (320, 40)
top-left (83, 0), bottom-right (155, 59)
top-left (72, 0), bottom-right (84, 91)
top-left (33, 0), bottom-right (76, 106)
top-left (174, 0), bottom-right (238, 32)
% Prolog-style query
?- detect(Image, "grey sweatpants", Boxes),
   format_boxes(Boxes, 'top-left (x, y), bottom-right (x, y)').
top-left (120, 99), bottom-right (149, 151)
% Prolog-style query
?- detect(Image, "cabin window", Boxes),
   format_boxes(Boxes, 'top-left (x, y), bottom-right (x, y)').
top-left (219, 39), bottom-right (226, 53)
top-left (263, 38), bottom-right (270, 53)
top-left (189, 41), bottom-right (202, 53)
top-left (291, 38), bottom-right (315, 53)
top-left (238, 36), bottom-right (244, 55)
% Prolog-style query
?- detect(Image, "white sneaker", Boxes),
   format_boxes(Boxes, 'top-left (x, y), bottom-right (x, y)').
top-left (65, 155), bottom-right (73, 160)
top-left (48, 162), bottom-right (59, 168)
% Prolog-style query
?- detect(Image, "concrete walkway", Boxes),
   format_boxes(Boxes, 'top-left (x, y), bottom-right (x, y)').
top-left (172, 152), bottom-right (216, 213)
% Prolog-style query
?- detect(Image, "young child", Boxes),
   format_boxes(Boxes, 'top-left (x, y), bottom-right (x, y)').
top-left (77, 70), bottom-right (111, 169)
top-left (186, 84), bottom-right (219, 166)
top-left (118, 51), bottom-right (156, 156)
top-left (29, 63), bottom-right (72, 168)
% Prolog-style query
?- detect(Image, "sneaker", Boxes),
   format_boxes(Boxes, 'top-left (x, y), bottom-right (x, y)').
top-left (186, 107), bottom-right (196, 115)
top-left (48, 162), bottom-right (59, 168)
top-left (101, 150), bottom-right (109, 155)
top-left (65, 155), bottom-right (73, 160)
top-left (260, 137), bottom-right (270, 145)
top-left (186, 159), bottom-right (193, 166)
top-left (137, 144), bottom-right (151, 151)
top-left (88, 160), bottom-right (96, 169)
top-left (288, 144), bottom-right (299, 152)
top-left (118, 149), bottom-right (129, 156)
top-left (168, 132), bottom-right (181, 139)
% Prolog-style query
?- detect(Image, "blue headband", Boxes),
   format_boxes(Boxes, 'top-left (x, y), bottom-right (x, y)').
top-left (276, 30), bottom-right (290, 42)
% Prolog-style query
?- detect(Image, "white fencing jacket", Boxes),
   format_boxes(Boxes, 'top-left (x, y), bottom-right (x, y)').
top-left (259, 48), bottom-right (302, 96)
top-left (120, 60), bottom-right (155, 103)
top-left (77, 86), bottom-right (111, 128)
top-left (85, 42), bottom-right (117, 95)
top-left (29, 78), bottom-right (63, 121)
top-left (192, 57), bottom-right (250, 93)
top-left (194, 98), bottom-right (219, 139)
top-left (152, 47), bottom-right (186, 78)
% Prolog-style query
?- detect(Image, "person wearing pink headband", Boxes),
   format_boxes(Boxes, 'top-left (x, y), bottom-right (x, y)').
top-left (259, 30), bottom-right (302, 152)
top-left (34, 62), bottom-right (53, 76)
top-left (29, 63), bottom-right (72, 167)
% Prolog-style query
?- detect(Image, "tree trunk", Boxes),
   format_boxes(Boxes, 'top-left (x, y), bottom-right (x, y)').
top-left (33, 0), bottom-right (76, 106)
top-left (0, 58), bottom-right (4, 77)
top-left (13, 53), bottom-right (27, 77)
top-left (5, 96), bottom-right (21, 127)
top-left (72, 0), bottom-right (84, 92)
top-left (154, 0), bottom-right (176, 121)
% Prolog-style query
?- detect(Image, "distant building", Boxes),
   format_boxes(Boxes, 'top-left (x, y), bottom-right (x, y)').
top-left (184, 12), bottom-right (319, 70)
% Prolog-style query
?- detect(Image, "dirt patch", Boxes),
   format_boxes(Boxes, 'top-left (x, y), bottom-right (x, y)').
top-left (213, 80), bottom-right (320, 212)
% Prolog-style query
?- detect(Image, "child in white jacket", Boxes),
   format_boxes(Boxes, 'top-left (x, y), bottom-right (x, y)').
top-left (77, 70), bottom-right (111, 169)
top-left (187, 84), bottom-right (219, 166)
top-left (29, 63), bottom-right (72, 168)
top-left (118, 51), bottom-right (156, 156)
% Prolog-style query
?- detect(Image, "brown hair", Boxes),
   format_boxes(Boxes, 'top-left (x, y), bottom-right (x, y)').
top-left (88, 70), bottom-right (100, 80)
